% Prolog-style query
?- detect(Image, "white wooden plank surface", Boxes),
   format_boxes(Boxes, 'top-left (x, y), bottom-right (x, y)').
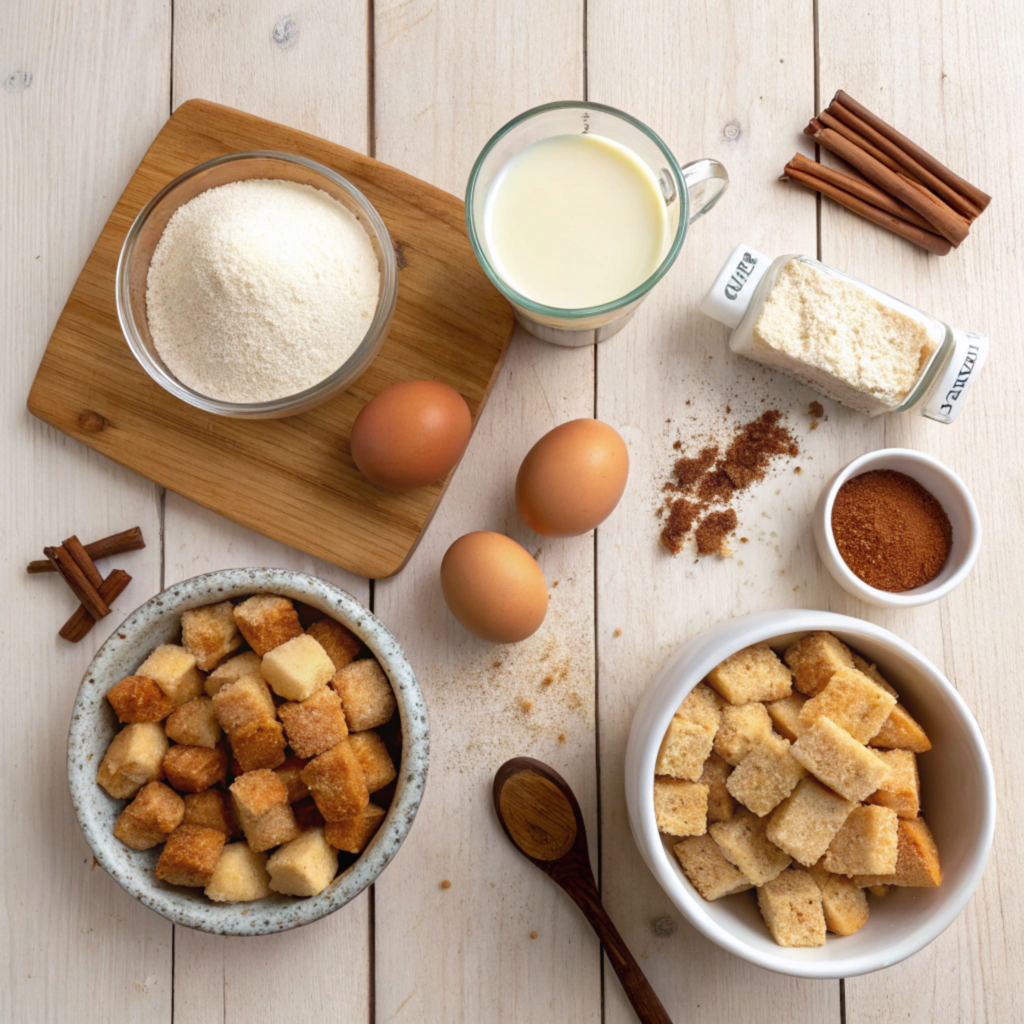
top-left (371, 2), bottom-right (601, 1021)
top-left (5, 1), bottom-right (1024, 1022)
top-left (590, 1), bottom-right (841, 1019)
top-left (167, 3), bottom-right (373, 1022)
top-left (1, 2), bottom-right (171, 1023)
top-left (818, 2), bottom-right (1024, 1020)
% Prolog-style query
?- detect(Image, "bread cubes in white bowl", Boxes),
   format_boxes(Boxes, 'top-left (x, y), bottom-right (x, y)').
top-left (624, 609), bottom-right (994, 978)
top-left (68, 568), bottom-right (428, 935)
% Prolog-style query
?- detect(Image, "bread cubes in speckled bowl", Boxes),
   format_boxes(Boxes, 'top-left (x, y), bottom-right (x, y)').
top-left (68, 568), bottom-right (428, 935)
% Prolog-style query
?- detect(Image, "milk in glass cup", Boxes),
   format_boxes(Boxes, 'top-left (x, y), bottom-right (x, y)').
top-left (466, 101), bottom-right (728, 347)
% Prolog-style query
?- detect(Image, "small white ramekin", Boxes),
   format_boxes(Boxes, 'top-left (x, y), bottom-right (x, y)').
top-left (625, 609), bottom-right (995, 979)
top-left (813, 448), bottom-right (981, 609)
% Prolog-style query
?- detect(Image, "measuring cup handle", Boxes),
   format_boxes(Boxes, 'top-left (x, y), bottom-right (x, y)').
top-left (680, 158), bottom-right (729, 224)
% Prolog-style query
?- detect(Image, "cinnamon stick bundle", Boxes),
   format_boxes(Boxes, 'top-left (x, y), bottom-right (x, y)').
top-left (27, 526), bottom-right (144, 574)
top-left (783, 91), bottom-right (989, 254)
top-left (781, 157), bottom-right (952, 256)
top-left (60, 569), bottom-right (132, 643)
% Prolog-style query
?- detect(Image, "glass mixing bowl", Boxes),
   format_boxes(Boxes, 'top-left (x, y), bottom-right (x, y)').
top-left (116, 151), bottom-right (398, 419)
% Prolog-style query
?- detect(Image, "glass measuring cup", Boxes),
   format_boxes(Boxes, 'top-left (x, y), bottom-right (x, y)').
top-left (466, 101), bottom-right (728, 347)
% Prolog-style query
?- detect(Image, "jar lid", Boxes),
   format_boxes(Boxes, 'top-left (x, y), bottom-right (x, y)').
top-left (921, 329), bottom-right (989, 424)
top-left (698, 243), bottom-right (771, 329)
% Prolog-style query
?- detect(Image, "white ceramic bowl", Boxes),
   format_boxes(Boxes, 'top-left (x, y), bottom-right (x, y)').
top-left (68, 568), bottom-right (429, 935)
top-left (625, 609), bottom-right (994, 979)
top-left (814, 448), bottom-right (981, 608)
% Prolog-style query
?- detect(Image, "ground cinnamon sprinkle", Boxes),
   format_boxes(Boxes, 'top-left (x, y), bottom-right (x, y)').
top-left (660, 410), bottom-right (800, 556)
top-left (831, 469), bottom-right (952, 592)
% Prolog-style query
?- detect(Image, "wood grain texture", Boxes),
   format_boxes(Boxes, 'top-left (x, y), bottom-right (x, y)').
top-left (27, 97), bottom-right (515, 580)
top-left (590, 1), bottom-right (840, 1020)
top-left (370, 1), bottom-right (600, 1021)
top-left (819, 2), bottom-right (1024, 1020)
top-left (167, 5), bottom-right (375, 1020)
top-left (0, 2), bottom-right (171, 1023)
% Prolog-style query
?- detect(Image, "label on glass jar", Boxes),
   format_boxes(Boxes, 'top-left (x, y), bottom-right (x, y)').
top-left (922, 329), bottom-right (989, 423)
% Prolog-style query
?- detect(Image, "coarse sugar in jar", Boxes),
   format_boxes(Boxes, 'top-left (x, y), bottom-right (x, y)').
top-left (699, 243), bottom-right (988, 423)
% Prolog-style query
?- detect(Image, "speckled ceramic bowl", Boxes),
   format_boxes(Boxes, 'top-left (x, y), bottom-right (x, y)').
top-left (68, 568), bottom-right (429, 935)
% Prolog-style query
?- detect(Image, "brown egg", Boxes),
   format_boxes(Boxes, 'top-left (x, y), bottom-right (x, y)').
top-left (350, 380), bottom-right (472, 492)
top-left (515, 419), bottom-right (629, 538)
top-left (440, 532), bottom-right (548, 644)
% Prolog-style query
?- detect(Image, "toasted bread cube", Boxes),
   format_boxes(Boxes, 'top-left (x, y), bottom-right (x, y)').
top-left (869, 704), bottom-right (932, 753)
top-left (765, 693), bottom-right (807, 742)
top-left (791, 717), bottom-right (892, 803)
top-left (212, 674), bottom-right (276, 733)
top-left (699, 752), bottom-right (734, 823)
top-left (707, 643), bottom-right (792, 705)
top-left (709, 807), bottom-right (791, 885)
top-left (346, 731), bottom-right (396, 794)
top-left (106, 675), bottom-right (176, 723)
top-left (97, 723), bottom-right (169, 799)
top-left (673, 834), bottom-right (753, 900)
top-left (766, 777), bottom-right (855, 866)
top-left (867, 883), bottom-right (891, 896)
top-left (807, 855), bottom-right (831, 891)
top-left (726, 734), bottom-right (805, 816)
top-left (155, 824), bottom-right (226, 887)
top-left (851, 654), bottom-right (898, 696)
top-left (163, 744), bottom-right (227, 793)
top-left (757, 869), bottom-right (826, 947)
top-left (267, 827), bottom-right (338, 896)
top-left (204, 842), bottom-right (271, 902)
top-left (181, 601), bottom-right (243, 671)
top-left (233, 594), bottom-right (303, 656)
top-left (854, 817), bottom-right (942, 888)
top-left (675, 683), bottom-right (723, 732)
top-left (713, 702), bottom-right (773, 766)
top-left (113, 781), bottom-right (184, 850)
top-left (325, 803), bottom-right (387, 854)
top-left (331, 659), bottom-right (397, 732)
top-left (825, 805), bottom-right (899, 876)
top-left (230, 719), bottom-right (287, 772)
top-left (301, 739), bottom-right (370, 822)
top-left (784, 632), bottom-right (854, 697)
top-left (656, 715), bottom-right (715, 782)
top-left (230, 770), bottom-right (301, 852)
top-left (306, 618), bottom-right (362, 671)
top-left (182, 790), bottom-right (236, 836)
top-left (275, 756), bottom-right (310, 803)
top-left (137, 644), bottom-right (205, 706)
top-left (205, 651), bottom-right (263, 697)
top-left (261, 634), bottom-right (335, 702)
top-left (653, 777), bottom-right (708, 837)
top-left (866, 750), bottom-right (920, 819)
top-left (798, 667), bottom-right (897, 743)
top-left (821, 874), bottom-right (869, 935)
top-left (279, 685), bottom-right (348, 759)
top-left (165, 696), bottom-right (222, 749)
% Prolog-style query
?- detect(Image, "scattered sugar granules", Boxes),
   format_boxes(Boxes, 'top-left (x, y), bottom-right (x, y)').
top-left (146, 179), bottom-right (380, 403)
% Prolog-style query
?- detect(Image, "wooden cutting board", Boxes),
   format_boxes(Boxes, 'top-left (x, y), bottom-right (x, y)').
top-left (27, 100), bottom-right (514, 579)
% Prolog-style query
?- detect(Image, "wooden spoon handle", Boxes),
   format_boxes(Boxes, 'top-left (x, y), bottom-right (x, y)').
top-left (561, 876), bottom-right (674, 1024)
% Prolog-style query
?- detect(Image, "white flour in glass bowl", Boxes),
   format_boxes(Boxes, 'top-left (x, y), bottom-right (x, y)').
top-left (145, 178), bottom-right (380, 403)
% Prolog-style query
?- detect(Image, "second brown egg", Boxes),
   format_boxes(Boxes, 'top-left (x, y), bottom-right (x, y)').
top-left (515, 418), bottom-right (629, 538)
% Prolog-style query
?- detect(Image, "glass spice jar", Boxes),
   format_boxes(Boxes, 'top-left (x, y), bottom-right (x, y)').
top-left (699, 243), bottom-right (988, 423)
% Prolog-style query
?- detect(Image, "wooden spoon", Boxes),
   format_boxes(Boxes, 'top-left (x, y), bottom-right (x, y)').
top-left (493, 757), bottom-right (674, 1024)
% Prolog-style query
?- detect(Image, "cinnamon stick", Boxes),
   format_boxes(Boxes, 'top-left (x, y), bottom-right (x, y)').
top-left (806, 123), bottom-right (969, 246)
top-left (63, 535), bottom-right (104, 590)
top-left (59, 569), bottom-right (132, 643)
top-left (27, 527), bottom-right (144, 574)
top-left (45, 546), bottom-right (110, 620)
top-left (829, 100), bottom-right (981, 220)
top-left (787, 153), bottom-right (936, 232)
top-left (833, 90), bottom-right (991, 212)
top-left (813, 112), bottom-right (909, 177)
top-left (782, 163), bottom-right (952, 256)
